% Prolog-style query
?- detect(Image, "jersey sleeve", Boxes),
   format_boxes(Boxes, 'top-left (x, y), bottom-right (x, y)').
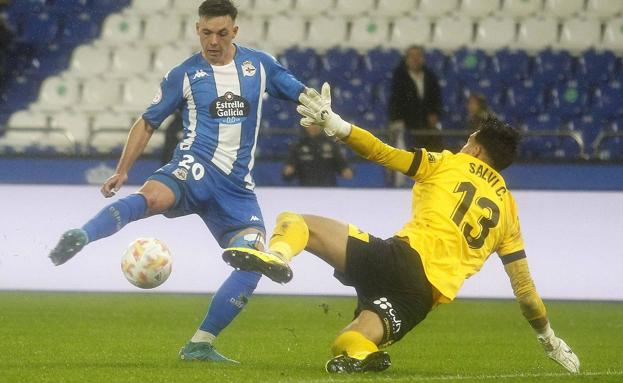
top-left (142, 67), bottom-right (185, 129)
top-left (258, 52), bottom-right (305, 102)
top-left (497, 193), bottom-right (526, 263)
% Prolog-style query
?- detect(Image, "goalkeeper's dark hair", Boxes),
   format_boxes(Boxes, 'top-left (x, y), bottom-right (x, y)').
top-left (473, 115), bottom-right (521, 171)
top-left (199, 0), bottom-right (238, 20)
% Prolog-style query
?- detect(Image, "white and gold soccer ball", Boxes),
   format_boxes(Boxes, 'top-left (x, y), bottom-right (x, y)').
top-left (121, 238), bottom-right (172, 289)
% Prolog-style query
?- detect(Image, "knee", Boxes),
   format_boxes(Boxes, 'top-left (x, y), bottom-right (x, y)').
top-left (141, 191), bottom-right (170, 215)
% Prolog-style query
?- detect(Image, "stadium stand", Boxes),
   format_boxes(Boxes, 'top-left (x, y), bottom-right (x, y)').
top-left (0, 0), bottom-right (622, 162)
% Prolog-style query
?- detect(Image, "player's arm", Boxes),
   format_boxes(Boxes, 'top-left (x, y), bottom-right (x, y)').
top-left (499, 249), bottom-right (580, 373)
top-left (101, 118), bottom-right (154, 197)
top-left (259, 52), bottom-right (305, 102)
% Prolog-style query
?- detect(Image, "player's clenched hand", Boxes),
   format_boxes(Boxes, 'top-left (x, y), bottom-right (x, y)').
top-left (297, 82), bottom-right (352, 139)
top-left (538, 334), bottom-right (580, 373)
top-left (101, 173), bottom-right (128, 198)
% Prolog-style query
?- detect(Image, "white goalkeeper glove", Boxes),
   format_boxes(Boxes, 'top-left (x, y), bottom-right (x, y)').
top-left (297, 82), bottom-right (352, 139)
top-left (538, 332), bottom-right (580, 373)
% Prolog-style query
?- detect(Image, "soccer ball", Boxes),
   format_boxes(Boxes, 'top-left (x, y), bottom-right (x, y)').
top-left (121, 238), bottom-right (172, 289)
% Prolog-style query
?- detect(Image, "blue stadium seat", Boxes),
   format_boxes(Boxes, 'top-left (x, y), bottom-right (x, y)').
top-left (6, 0), bottom-right (46, 15)
top-left (364, 47), bottom-right (402, 82)
top-left (506, 80), bottom-right (546, 117)
top-left (492, 49), bottom-right (531, 83)
top-left (333, 81), bottom-right (373, 120)
top-left (568, 115), bottom-right (604, 147)
top-left (0, 78), bottom-right (41, 112)
top-left (60, 13), bottom-right (100, 44)
top-left (353, 104), bottom-right (388, 129)
top-left (593, 81), bottom-right (623, 120)
top-left (280, 47), bottom-right (320, 83)
top-left (257, 132), bottom-right (297, 158)
top-left (439, 77), bottom-right (463, 112)
top-left (597, 136), bottom-right (623, 160)
top-left (22, 45), bottom-right (71, 77)
top-left (533, 49), bottom-right (575, 85)
top-left (450, 48), bottom-right (490, 82)
top-left (577, 49), bottom-right (618, 84)
top-left (425, 49), bottom-right (448, 76)
top-left (523, 113), bottom-right (563, 131)
top-left (19, 13), bottom-right (60, 44)
top-left (549, 80), bottom-right (589, 119)
top-left (321, 48), bottom-right (363, 82)
top-left (462, 78), bottom-right (506, 109)
top-left (51, 0), bottom-right (90, 12)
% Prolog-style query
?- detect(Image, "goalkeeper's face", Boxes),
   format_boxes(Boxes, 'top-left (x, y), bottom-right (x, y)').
top-left (196, 15), bottom-right (238, 65)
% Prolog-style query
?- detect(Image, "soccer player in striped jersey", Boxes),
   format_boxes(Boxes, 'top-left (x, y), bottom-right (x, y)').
top-left (223, 84), bottom-right (581, 374)
top-left (48, 0), bottom-right (304, 363)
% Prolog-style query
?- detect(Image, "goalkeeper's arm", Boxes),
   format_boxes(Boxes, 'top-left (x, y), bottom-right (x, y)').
top-left (503, 253), bottom-right (580, 373)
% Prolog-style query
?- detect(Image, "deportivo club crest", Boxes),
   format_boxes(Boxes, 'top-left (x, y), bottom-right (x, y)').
top-left (242, 60), bottom-right (256, 77)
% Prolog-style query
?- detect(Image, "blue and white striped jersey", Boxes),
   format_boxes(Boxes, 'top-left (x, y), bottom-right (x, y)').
top-left (143, 45), bottom-right (304, 189)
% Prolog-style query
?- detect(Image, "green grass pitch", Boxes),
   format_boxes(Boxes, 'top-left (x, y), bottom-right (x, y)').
top-left (0, 292), bottom-right (621, 383)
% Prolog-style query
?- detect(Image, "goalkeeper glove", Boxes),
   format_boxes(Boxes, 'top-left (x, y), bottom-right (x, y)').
top-left (538, 332), bottom-right (580, 373)
top-left (297, 83), bottom-right (352, 139)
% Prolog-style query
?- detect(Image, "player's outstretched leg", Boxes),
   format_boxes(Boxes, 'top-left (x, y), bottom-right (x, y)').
top-left (49, 228), bottom-right (88, 266)
top-left (178, 341), bottom-right (239, 363)
top-left (222, 247), bottom-right (292, 284)
top-left (222, 212), bottom-right (309, 284)
top-left (325, 351), bottom-right (391, 374)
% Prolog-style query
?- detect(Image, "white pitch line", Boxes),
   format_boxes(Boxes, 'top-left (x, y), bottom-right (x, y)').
top-left (304, 370), bottom-right (623, 382)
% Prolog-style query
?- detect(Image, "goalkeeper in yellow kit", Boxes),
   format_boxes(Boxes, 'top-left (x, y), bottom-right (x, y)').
top-left (222, 83), bottom-right (580, 374)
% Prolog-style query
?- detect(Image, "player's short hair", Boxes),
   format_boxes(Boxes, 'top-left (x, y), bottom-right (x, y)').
top-left (473, 116), bottom-right (521, 171)
top-left (198, 0), bottom-right (238, 21)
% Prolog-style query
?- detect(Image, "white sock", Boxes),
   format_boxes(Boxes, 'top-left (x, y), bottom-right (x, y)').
top-left (536, 323), bottom-right (554, 339)
top-left (191, 329), bottom-right (216, 344)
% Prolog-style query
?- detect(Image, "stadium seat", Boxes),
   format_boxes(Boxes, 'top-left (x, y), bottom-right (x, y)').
top-left (556, 17), bottom-right (602, 53)
top-left (601, 17), bottom-right (623, 52)
top-left (6, 110), bottom-right (48, 130)
top-left (596, 136), bottom-right (623, 160)
top-left (389, 16), bottom-right (431, 48)
top-left (577, 50), bottom-right (618, 84)
top-left (460, 0), bottom-right (499, 19)
top-left (114, 78), bottom-right (160, 114)
top-left (349, 17), bottom-right (390, 50)
top-left (321, 48), bottom-right (363, 81)
top-left (280, 47), bottom-right (320, 82)
top-left (364, 48), bottom-right (402, 82)
top-left (50, 111), bottom-right (91, 145)
top-left (256, 132), bottom-right (296, 158)
top-left (232, 17), bottom-right (266, 47)
top-left (375, 0), bottom-right (417, 18)
top-left (171, 0), bottom-right (199, 16)
top-left (506, 80), bottom-right (547, 117)
top-left (266, 16), bottom-right (306, 52)
top-left (450, 48), bottom-right (489, 82)
top-left (143, 14), bottom-right (183, 47)
top-left (153, 45), bottom-right (192, 78)
top-left (99, 14), bottom-right (142, 46)
top-left (92, 113), bottom-right (133, 131)
top-left (549, 81), bottom-right (589, 119)
top-left (532, 49), bottom-right (574, 85)
top-left (516, 16), bottom-right (559, 52)
top-left (502, 0), bottom-right (542, 19)
top-left (425, 49), bottom-right (448, 75)
top-left (291, 0), bottom-right (333, 16)
top-left (462, 78), bottom-right (505, 108)
top-left (19, 13), bottom-right (59, 44)
top-left (305, 17), bottom-right (348, 50)
top-left (80, 78), bottom-right (121, 112)
top-left (475, 16), bottom-right (516, 52)
top-left (568, 115), bottom-right (603, 147)
top-left (143, 130), bottom-right (165, 155)
top-left (491, 49), bottom-right (531, 82)
top-left (68, 45), bottom-right (111, 78)
top-left (33, 76), bottom-right (79, 112)
top-left (586, 0), bottom-right (623, 20)
top-left (0, 130), bottom-right (47, 155)
top-left (253, 0), bottom-right (291, 16)
top-left (127, 0), bottom-right (170, 15)
top-left (543, 0), bottom-right (584, 19)
top-left (431, 15), bottom-right (473, 51)
top-left (6, 0), bottom-right (46, 14)
top-left (89, 130), bottom-right (128, 154)
top-left (334, 0), bottom-right (375, 17)
top-left (110, 46), bottom-right (152, 79)
top-left (593, 81), bottom-right (623, 119)
top-left (53, 0), bottom-right (89, 12)
top-left (523, 113), bottom-right (563, 131)
top-left (418, 0), bottom-right (459, 19)
top-left (60, 12), bottom-right (100, 44)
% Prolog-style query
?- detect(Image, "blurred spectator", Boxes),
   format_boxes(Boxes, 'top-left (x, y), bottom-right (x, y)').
top-left (388, 45), bottom-right (443, 152)
top-left (161, 111), bottom-right (183, 165)
top-left (283, 124), bottom-right (353, 187)
top-left (0, 15), bottom-right (13, 83)
top-left (466, 92), bottom-right (491, 131)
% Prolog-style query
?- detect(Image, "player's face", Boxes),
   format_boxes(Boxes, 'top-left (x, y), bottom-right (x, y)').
top-left (196, 15), bottom-right (238, 65)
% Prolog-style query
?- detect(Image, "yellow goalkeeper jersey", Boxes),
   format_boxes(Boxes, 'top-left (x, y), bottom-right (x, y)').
top-left (346, 126), bottom-right (525, 303)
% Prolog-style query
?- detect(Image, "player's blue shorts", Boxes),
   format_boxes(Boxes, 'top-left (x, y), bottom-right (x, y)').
top-left (148, 154), bottom-right (265, 248)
